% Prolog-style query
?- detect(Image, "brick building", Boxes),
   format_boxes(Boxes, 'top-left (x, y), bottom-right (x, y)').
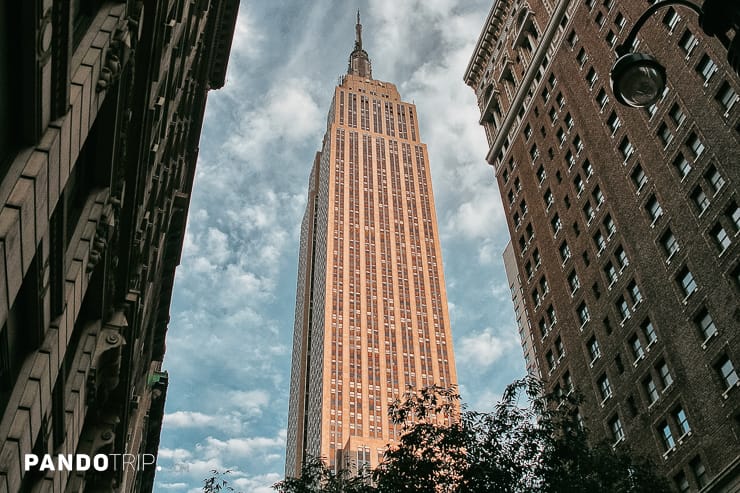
top-left (465, 0), bottom-right (739, 491)
top-left (286, 13), bottom-right (458, 477)
top-left (0, 0), bottom-right (237, 491)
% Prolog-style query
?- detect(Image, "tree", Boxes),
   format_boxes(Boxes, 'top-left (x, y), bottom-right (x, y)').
top-left (271, 377), bottom-right (671, 492)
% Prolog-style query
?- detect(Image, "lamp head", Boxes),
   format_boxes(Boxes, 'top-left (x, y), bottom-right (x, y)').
top-left (610, 53), bottom-right (667, 107)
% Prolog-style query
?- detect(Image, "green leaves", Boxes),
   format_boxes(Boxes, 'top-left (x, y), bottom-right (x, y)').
top-left (267, 377), bottom-right (670, 493)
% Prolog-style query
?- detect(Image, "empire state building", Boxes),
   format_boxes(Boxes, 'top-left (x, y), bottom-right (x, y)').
top-left (286, 13), bottom-right (457, 476)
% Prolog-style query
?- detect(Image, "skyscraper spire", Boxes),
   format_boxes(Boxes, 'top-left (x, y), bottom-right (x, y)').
top-left (348, 10), bottom-right (372, 78)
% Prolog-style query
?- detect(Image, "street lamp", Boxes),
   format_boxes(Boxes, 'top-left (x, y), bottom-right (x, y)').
top-left (610, 0), bottom-right (740, 108)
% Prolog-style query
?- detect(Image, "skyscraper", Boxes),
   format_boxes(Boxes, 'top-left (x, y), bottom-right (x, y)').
top-left (465, 0), bottom-right (738, 490)
top-left (286, 13), bottom-right (457, 477)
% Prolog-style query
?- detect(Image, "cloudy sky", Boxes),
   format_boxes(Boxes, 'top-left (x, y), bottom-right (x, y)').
top-left (154, 1), bottom-right (525, 491)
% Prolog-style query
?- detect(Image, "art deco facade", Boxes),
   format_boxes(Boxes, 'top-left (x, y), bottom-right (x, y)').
top-left (286, 15), bottom-right (457, 477)
top-left (466, 0), bottom-right (739, 491)
top-left (0, 0), bottom-right (237, 491)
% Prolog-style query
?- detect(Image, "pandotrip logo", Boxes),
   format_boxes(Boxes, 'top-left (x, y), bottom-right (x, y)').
top-left (24, 454), bottom-right (156, 472)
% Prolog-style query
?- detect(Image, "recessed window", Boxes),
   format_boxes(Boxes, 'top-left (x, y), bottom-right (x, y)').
top-left (574, 175), bottom-right (584, 195)
top-left (691, 186), bottom-right (710, 213)
top-left (628, 280), bottom-right (642, 305)
top-left (559, 241), bottom-right (572, 262)
top-left (674, 472), bottom-right (690, 493)
top-left (593, 230), bottom-right (605, 251)
top-left (659, 421), bottom-right (675, 450)
top-left (596, 88), bottom-right (609, 110)
top-left (690, 457), bottom-right (708, 488)
top-left (663, 7), bottom-right (681, 32)
top-left (551, 214), bottom-right (562, 235)
top-left (595, 12), bottom-right (605, 28)
top-left (567, 30), bottom-right (579, 48)
top-left (696, 54), bottom-right (717, 84)
top-left (573, 134), bottom-right (584, 153)
top-left (686, 132), bottom-right (705, 158)
top-left (603, 214), bottom-right (616, 237)
top-left (629, 334), bottom-right (645, 361)
top-left (674, 406), bottom-right (691, 435)
top-left (565, 112), bottom-right (574, 129)
top-left (646, 195), bottom-right (663, 223)
top-left (619, 136), bottom-right (634, 160)
top-left (727, 201), bottom-right (740, 231)
top-left (658, 122), bottom-right (674, 148)
top-left (615, 246), bottom-right (629, 269)
top-left (607, 111), bottom-right (621, 134)
top-left (605, 30), bottom-right (617, 48)
top-left (677, 266), bottom-right (698, 297)
top-left (716, 81), bottom-right (738, 113)
top-left (568, 270), bottom-right (580, 293)
top-left (694, 307), bottom-right (718, 340)
top-left (644, 376), bottom-right (659, 403)
top-left (669, 103), bottom-right (686, 127)
top-left (578, 302), bottom-right (591, 326)
top-left (716, 354), bottom-right (739, 390)
top-left (565, 150), bottom-right (575, 169)
top-left (617, 296), bottom-right (631, 321)
top-left (641, 318), bottom-right (657, 345)
top-left (609, 415), bottom-right (625, 442)
top-left (711, 223), bottom-right (731, 252)
top-left (537, 165), bottom-right (546, 183)
top-left (524, 124), bottom-right (532, 140)
top-left (586, 67), bottom-right (598, 88)
top-left (577, 47), bottom-right (588, 67)
top-left (661, 228), bottom-right (679, 259)
top-left (672, 153), bottom-right (692, 179)
top-left (631, 164), bottom-right (647, 191)
top-left (679, 29), bottom-right (698, 56)
top-left (544, 189), bottom-right (554, 209)
top-left (556, 92), bottom-right (565, 108)
top-left (705, 164), bottom-right (725, 193)
top-left (557, 128), bottom-right (566, 145)
top-left (657, 360), bottom-right (674, 389)
top-left (583, 160), bottom-right (594, 179)
top-left (604, 262), bottom-right (618, 284)
top-left (598, 373), bottom-right (612, 400)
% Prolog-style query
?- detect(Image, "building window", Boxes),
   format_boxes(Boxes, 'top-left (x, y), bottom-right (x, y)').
top-left (691, 186), bottom-right (710, 213)
top-left (567, 29), bottom-right (579, 48)
top-left (694, 307), bottom-right (718, 340)
top-left (574, 175), bottom-right (584, 195)
top-left (672, 153), bottom-right (692, 179)
top-left (663, 7), bottom-right (681, 32)
top-left (578, 302), bottom-right (591, 326)
top-left (686, 132), bottom-right (705, 158)
top-left (592, 185), bottom-right (603, 206)
top-left (657, 122), bottom-right (674, 147)
top-left (537, 165), bottom-right (547, 183)
top-left (604, 214), bottom-right (616, 238)
top-left (644, 376), bottom-right (659, 403)
top-left (728, 201), bottom-right (740, 231)
top-left (577, 47), bottom-right (588, 67)
top-left (565, 112), bottom-right (574, 129)
top-left (660, 421), bottom-right (675, 450)
top-left (617, 297), bottom-right (631, 321)
top-left (565, 150), bottom-right (575, 169)
top-left (619, 136), bottom-right (634, 160)
top-left (544, 189), bottom-right (554, 209)
top-left (674, 472), bottom-right (690, 493)
top-left (551, 214), bottom-right (562, 235)
top-left (696, 54), bottom-right (717, 84)
top-left (586, 67), bottom-right (598, 88)
top-left (607, 111), bottom-right (621, 134)
top-left (677, 267), bottom-right (698, 297)
top-left (661, 228), bottom-right (679, 259)
top-left (669, 103), bottom-right (686, 127)
top-left (609, 415), bottom-right (625, 443)
top-left (598, 374), bottom-right (612, 400)
top-left (594, 230), bottom-right (606, 252)
top-left (705, 164), bottom-right (726, 193)
top-left (596, 88), bottom-right (609, 110)
top-left (679, 29), bottom-right (698, 56)
top-left (604, 262), bottom-right (618, 285)
top-left (716, 354), bottom-right (739, 390)
top-left (615, 246), bottom-right (629, 270)
top-left (574, 134), bottom-right (584, 154)
top-left (631, 164), bottom-right (647, 191)
top-left (711, 223), bottom-right (731, 252)
top-left (560, 241), bottom-right (572, 263)
top-left (674, 406), bottom-right (691, 436)
top-left (657, 360), bottom-right (674, 389)
top-left (628, 280), bottom-right (643, 305)
top-left (645, 195), bottom-right (663, 223)
top-left (568, 270), bottom-right (580, 294)
top-left (539, 276), bottom-right (549, 295)
top-left (690, 457), bottom-right (708, 488)
top-left (524, 124), bottom-right (532, 140)
top-left (642, 319), bottom-right (657, 345)
top-left (715, 81), bottom-right (738, 113)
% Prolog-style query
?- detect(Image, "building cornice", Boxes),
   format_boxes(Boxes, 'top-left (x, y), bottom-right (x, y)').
top-left (464, 0), bottom-right (513, 88)
top-left (485, 0), bottom-right (572, 168)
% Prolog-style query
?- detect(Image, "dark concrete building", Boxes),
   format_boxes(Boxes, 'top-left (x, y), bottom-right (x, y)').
top-left (465, 0), bottom-right (739, 491)
top-left (0, 0), bottom-right (237, 491)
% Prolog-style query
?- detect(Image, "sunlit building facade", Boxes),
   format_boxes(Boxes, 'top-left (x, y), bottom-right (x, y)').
top-left (466, 0), bottom-right (739, 491)
top-left (286, 14), bottom-right (457, 477)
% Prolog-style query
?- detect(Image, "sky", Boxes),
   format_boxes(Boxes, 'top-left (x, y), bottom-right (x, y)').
top-left (154, 1), bottom-right (526, 491)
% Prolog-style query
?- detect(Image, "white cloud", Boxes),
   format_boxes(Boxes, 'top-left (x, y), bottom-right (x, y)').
top-left (456, 327), bottom-right (519, 368)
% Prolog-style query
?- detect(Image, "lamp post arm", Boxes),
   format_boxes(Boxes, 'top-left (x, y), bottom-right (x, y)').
top-left (616, 0), bottom-right (704, 57)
